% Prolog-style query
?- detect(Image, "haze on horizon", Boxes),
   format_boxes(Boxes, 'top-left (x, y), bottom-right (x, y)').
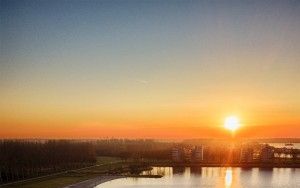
top-left (0, 0), bottom-right (300, 139)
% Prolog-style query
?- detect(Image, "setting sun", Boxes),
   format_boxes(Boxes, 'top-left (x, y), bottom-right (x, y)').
top-left (224, 116), bottom-right (240, 132)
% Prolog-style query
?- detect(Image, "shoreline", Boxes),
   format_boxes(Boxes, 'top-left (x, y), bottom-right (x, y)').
top-left (63, 175), bottom-right (125, 188)
top-left (61, 164), bottom-right (300, 188)
top-left (148, 162), bottom-right (300, 168)
top-left (62, 174), bottom-right (162, 188)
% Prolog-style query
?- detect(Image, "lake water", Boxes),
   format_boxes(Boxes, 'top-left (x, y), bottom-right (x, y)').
top-left (96, 167), bottom-right (300, 188)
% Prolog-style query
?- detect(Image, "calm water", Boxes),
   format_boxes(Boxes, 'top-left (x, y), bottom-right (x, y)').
top-left (96, 167), bottom-right (300, 188)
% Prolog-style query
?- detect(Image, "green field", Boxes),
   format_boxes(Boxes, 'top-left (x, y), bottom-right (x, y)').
top-left (1, 157), bottom-right (125, 188)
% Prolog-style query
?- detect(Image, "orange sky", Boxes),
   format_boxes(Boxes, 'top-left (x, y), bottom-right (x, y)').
top-left (1, 1), bottom-right (300, 139)
top-left (1, 103), bottom-right (299, 139)
top-left (1, 79), bottom-right (300, 138)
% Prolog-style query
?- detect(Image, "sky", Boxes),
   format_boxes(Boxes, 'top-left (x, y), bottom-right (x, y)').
top-left (1, 0), bottom-right (300, 139)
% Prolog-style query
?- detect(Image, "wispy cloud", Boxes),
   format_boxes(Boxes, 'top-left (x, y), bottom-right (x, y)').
top-left (136, 79), bottom-right (149, 84)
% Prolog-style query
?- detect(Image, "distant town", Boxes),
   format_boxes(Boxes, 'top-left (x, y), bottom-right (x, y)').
top-left (170, 142), bottom-right (300, 166)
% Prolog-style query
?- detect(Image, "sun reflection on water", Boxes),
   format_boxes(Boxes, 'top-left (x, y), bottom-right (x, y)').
top-left (225, 168), bottom-right (233, 188)
top-left (95, 167), bottom-right (300, 188)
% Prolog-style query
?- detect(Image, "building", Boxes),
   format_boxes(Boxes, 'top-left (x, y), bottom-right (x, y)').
top-left (192, 146), bottom-right (203, 162)
top-left (172, 145), bottom-right (205, 163)
top-left (171, 147), bottom-right (181, 162)
top-left (260, 145), bottom-right (274, 162)
top-left (182, 147), bottom-right (192, 162)
top-left (240, 147), bottom-right (254, 163)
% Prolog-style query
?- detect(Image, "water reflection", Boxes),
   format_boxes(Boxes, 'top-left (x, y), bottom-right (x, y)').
top-left (190, 167), bottom-right (202, 174)
top-left (225, 168), bottom-right (232, 188)
top-left (96, 167), bottom-right (300, 188)
top-left (173, 166), bottom-right (185, 174)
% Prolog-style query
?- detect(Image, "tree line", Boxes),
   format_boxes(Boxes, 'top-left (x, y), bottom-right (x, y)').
top-left (94, 139), bottom-right (173, 161)
top-left (0, 140), bottom-right (96, 184)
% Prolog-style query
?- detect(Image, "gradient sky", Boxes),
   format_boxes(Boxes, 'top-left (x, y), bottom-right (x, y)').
top-left (1, 0), bottom-right (300, 139)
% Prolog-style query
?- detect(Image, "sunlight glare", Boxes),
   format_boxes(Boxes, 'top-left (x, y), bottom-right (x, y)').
top-left (224, 116), bottom-right (240, 132)
top-left (225, 168), bottom-right (233, 187)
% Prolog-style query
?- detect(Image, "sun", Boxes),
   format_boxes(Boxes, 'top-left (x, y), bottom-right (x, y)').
top-left (224, 116), bottom-right (240, 132)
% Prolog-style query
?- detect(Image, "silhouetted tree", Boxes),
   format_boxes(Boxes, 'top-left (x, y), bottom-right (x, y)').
top-left (0, 140), bottom-right (96, 184)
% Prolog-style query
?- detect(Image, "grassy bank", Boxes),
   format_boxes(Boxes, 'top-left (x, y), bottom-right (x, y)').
top-left (0, 157), bottom-right (127, 188)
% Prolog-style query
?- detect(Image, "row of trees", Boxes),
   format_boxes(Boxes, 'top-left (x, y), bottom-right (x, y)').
top-left (94, 139), bottom-right (173, 160)
top-left (0, 140), bottom-right (96, 183)
top-left (0, 139), bottom-right (173, 184)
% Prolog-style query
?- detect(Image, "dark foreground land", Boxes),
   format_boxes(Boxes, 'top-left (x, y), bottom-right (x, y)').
top-left (0, 157), bottom-right (155, 188)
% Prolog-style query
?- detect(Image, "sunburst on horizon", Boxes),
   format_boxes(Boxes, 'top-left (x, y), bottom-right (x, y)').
top-left (224, 116), bottom-right (241, 132)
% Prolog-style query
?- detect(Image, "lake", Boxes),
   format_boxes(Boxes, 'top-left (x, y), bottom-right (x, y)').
top-left (96, 167), bottom-right (300, 188)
